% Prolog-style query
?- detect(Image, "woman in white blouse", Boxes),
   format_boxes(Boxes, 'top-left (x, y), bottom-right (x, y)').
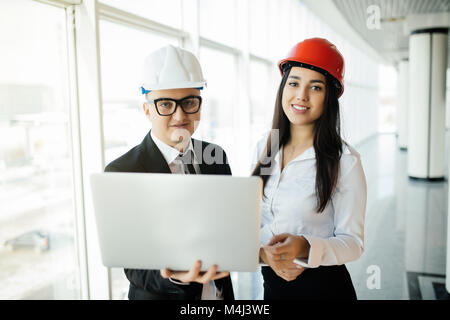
top-left (252, 38), bottom-right (367, 299)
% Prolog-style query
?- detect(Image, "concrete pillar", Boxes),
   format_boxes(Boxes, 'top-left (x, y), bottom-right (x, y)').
top-left (407, 28), bottom-right (448, 180)
top-left (397, 59), bottom-right (409, 150)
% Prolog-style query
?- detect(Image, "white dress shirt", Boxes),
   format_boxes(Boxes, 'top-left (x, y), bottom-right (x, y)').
top-left (151, 131), bottom-right (222, 300)
top-left (253, 132), bottom-right (367, 268)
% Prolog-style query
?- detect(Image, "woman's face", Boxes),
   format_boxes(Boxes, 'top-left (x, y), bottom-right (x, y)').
top-left (281, 66), bottom-right (326, 127)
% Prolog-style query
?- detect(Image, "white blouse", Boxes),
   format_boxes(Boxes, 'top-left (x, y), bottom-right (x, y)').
top-left (252, 132), bottom-right (367, 268)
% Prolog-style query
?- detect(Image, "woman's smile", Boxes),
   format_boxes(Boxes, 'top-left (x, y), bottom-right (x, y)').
top-left (291, 104), bottom-right (310, 114)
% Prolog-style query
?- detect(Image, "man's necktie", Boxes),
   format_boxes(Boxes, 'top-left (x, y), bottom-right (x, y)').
top-left (177, 150), bottom-right (196, 174)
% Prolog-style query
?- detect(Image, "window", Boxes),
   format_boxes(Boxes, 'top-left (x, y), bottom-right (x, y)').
top-left (0, 0), bottom-right (80, 299)
top-left (378, 65), bottom-right (397, 134)
top-left (248, 60), bottom-right (277, 171)
top-left (197, 47), bottom-right (238, 173)
top-left (249, 0), bottom-right (269, 57)
top-left (100, 0), bottom-right (183, 29)
top-left (269, 0), bottom-right (292, 60)
top-left (199, 0), bottom-right (237, 47)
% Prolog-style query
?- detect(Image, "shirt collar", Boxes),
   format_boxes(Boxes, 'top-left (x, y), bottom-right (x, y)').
top-left (342, 143), bottom-right (352, 155)
top-left (150, 130), bottom-right (196, 165)
top-left (274, 145), bottom-right (316, 164)
top-left (274, 143), bottom-right (351, 164)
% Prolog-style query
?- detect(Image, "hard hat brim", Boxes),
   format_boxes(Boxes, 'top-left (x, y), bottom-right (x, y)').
top-left (278, 59), bottom-right (344, 97)
top-left (141, 81), bottom-right (207, 92)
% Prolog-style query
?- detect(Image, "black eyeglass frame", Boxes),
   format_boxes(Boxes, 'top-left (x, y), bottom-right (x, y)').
top-left (147, 95), bottom-right (202, 116)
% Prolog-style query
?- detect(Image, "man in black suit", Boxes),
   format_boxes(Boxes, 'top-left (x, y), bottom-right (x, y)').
top-left (105, 45), bottom-right (234, 300)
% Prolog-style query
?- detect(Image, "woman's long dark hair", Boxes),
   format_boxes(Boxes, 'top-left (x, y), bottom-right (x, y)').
top-left (252, 65), bottom-right (343, 213)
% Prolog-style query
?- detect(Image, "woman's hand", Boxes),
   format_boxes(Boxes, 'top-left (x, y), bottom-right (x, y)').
top-left (261, 233), bottom-right (310, 281)
top-left (160, 260), bottom-right (229, 284)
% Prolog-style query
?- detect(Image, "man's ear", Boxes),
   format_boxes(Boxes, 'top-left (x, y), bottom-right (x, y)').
top-left (143, 102), bottom-right (150, 116)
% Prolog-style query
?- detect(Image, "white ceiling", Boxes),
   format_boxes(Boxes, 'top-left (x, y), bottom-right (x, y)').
top-left (331, 0), bottom-right (450, 65)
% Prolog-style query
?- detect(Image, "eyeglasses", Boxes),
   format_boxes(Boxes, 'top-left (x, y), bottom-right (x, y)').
top-left (147, 95), bottom-right (202, 116)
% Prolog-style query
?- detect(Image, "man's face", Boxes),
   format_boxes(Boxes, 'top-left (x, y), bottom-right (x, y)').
top-left (143, 88), bottom-right (201, 148)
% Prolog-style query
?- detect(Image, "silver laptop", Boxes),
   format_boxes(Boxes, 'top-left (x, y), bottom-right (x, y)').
top-left (90, 173), bottom-right (262, 272)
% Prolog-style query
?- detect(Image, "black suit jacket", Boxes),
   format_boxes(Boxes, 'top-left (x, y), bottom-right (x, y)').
top-left (105, 130), bottom-right (235, 300)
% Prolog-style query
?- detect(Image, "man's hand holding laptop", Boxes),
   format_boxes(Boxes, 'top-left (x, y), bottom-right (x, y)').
top-left (160, 260), bottom-right (230, 284)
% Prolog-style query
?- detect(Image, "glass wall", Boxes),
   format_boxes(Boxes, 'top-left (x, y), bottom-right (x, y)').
top-left (0, 0), bottom-right (80, 299)
top-left (100, 0), bottom-right (183, 29)
top-left (378, 65), bottom-right (398, 133)
top-left (248, 59), bottom-right (278, 172)
top-left (248, 0), bottom-right (270, 58)
top-left (197, 47), bottom-right (238, 173)
top-left (199, 0), bottom-right (238, 46)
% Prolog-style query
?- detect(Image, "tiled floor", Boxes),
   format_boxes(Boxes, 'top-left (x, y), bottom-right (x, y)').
top-left (232, 133), bottom-right (449, 300)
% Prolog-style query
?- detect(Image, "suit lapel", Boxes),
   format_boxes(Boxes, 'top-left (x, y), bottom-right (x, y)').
top-left (198, 162), bottom-right (215, 175)
top-left (193, 139), bottom-right (216, 175)
top-left (141, 131), bottom-right (172, 174)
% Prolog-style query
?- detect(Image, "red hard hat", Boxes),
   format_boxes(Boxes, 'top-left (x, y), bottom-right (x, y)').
top-left (278, 38), bottom-right (345, 97)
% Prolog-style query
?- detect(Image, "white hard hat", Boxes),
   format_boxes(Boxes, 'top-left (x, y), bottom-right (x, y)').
top-left (140, 45), bottom-right (207, 94)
